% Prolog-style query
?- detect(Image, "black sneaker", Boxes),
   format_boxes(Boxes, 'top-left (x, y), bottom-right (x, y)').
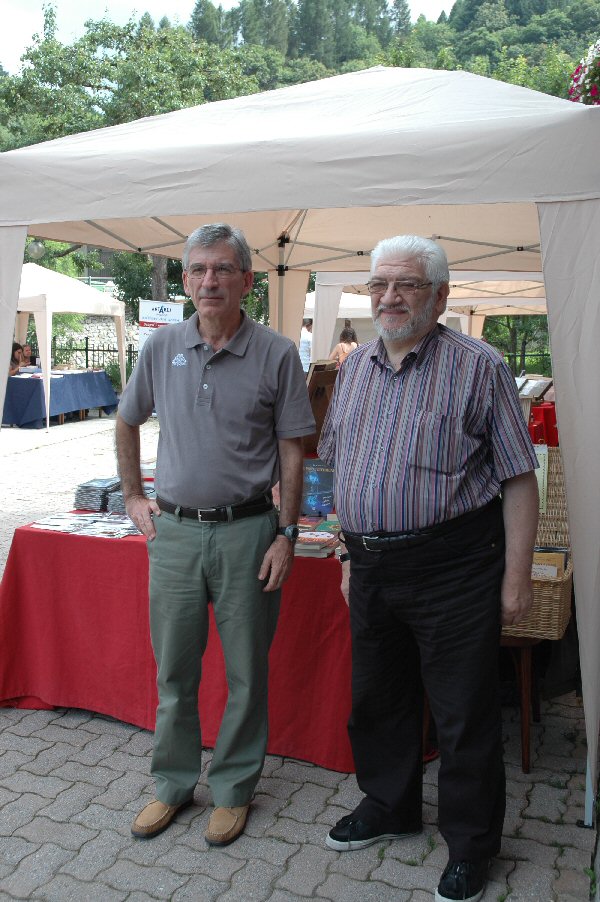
top-left (326, 812), bottom-right (421, 851)
top-left (435, 859), bottom-right (490, 902)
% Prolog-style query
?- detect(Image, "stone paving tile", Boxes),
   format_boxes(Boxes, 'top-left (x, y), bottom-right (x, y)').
top-left (372, 858), bottom-right (440, 894)
top-left (156, 844), bottom-right (246, 880)
top-left (525, 782), bottom-right (568, 822)
top-left (274, 761), bottom-right (345, 789)
top-left (59, 830), bottom-right (131, 880)
top-left (0, 835), bottom-right (41, 866)
top-left (0, 792), bottom-right (53, 836)
top-left (71, 801), bottom-right (133, 836)
top-left (506, 860), bottom-right (557, 900)
top-left (92, 772), bottom-right (154, 809)
top-left (5, 711), bottom-right (62, 736)
top-left (0, 843), bottom-right (76, 898)
top-left (266, 816), bottom-right (335, 846)
top-left (21, 742), bottom-right (75, 776)
top-left (83, 716), bottom-right (141, 738)
top-left (275, 844), bottom-right (332, 896)
top-left (15, 815), bottom-right (97, 850)
top-left (171, 874), bottom-right (226, 901)
top-left (34, 873), bottom-right (128, 901)
top-left (519, 817), bottom-right (596, 852)
top-left (317, 871), bottom-right (412, 901)
top-left (118, 731), bottom-right (155, 757)
top-left (0, 749), bottom-right (33, 778)
top-left (31, 723), bottom-right (97, 748)
top-left (0, 732), bottom-right (52, 756)
top-left (51, 760), bottom-right (119, 788)
top-left (282, 783), bottom-right (334, 823)
top-left (216, 858), bottom-right (280, 902)
top-left (255, 775), bottom-right (302, 800)
top-left (553, 866), bottom-right (593, 899)
top-left (71, 733), bottom-right (130, 766)
top-left (221, 835), bottom-right (300, 867)
top-left (99, 859), bottom-right (188, 898)
top-left (37, 783), bottom-right (102, 821)
top-left (0, 771), bottom-right (72, 799)
top-left (499, 835), bottom-right (560, 868)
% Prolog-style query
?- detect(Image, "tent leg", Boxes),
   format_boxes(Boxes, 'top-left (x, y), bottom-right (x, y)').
top-left (277, 240), bottom-right (285, 332)
top-left (583, 756), bottom-right (596, 828)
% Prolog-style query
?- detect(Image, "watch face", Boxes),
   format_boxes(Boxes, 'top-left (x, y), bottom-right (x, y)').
top-left (282, 525), bottom-right (299, 541)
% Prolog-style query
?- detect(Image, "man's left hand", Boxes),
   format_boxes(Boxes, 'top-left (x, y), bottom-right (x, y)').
top-left (258, 536), bottom-right (294, 592)
top-left (500, 570), bottom-right (533, 626)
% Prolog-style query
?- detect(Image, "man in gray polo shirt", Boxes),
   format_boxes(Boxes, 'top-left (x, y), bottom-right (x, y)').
top-left (116, 223), bottom-right (315, 846)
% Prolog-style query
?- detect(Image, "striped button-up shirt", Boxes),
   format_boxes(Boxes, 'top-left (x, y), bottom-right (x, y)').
top-left (317, 325), bottom-right (538, 534)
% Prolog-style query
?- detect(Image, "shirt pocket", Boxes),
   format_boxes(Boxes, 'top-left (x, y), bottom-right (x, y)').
top-left (409, 410), bottom-right (463, 476)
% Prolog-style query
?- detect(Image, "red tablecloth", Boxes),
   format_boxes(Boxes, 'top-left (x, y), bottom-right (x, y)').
top-left (0, 526), bottom-right (354, 772)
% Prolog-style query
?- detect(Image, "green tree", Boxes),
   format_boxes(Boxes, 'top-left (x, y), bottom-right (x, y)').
top-left (391, 0), bottom-right (412, 36)
top-left (189, 0), bottom-right (224, 45)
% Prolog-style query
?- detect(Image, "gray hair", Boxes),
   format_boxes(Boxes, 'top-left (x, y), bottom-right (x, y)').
top-left (183, 223), bottom-right (252, 272)
top-left (371, 235), bottom-right (449, 286)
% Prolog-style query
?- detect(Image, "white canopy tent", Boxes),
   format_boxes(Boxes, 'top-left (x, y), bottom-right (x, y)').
top-left (13, 264), bottom-right (127, 430)
top-left (0, 66), bottom-right (599, 822)
top-left (308, 271), bottom-right (548, 359)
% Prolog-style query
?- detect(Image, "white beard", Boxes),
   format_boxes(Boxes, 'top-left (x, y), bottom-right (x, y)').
top-left (373, 291), bottom-right (438, 343)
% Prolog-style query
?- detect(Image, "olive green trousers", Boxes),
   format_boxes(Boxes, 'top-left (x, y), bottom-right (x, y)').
top-left (147, 508), bottom-right (280, 807)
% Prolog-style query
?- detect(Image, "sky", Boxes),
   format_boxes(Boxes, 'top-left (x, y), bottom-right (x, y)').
top-left (1, 0), bottom-right (450, 75)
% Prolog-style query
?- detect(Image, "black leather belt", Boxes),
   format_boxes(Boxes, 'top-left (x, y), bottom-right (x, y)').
top-left (342, 500), bottom-right (499, 552)
top-left (157, 494), bottom-right (273, 523)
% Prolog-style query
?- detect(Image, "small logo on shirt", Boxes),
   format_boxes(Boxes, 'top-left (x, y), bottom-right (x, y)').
top-left (172, 354), bottom-right (187, 367)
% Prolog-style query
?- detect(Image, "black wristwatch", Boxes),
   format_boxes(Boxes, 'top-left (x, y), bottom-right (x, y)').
top-left (277, 524), bottom-right (300, 542)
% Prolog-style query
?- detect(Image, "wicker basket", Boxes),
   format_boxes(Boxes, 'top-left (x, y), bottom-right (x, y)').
top-left (501, 447), bottom-right (573, 641)
top-left (502, 560), bottom-right (573, 640)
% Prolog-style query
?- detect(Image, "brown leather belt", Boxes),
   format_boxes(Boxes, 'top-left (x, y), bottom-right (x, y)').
top-left (157, 494), bottom-right (273, 523)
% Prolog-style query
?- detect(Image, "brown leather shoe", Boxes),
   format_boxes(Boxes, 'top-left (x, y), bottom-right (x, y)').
top-left (205, 805), bottom-right (249, 846)
top-left (131, 798), bottom-right (193, 839)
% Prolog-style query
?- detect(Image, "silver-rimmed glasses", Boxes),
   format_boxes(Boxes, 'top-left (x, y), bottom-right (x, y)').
top-left (366, 279), bottom-right (433, 298)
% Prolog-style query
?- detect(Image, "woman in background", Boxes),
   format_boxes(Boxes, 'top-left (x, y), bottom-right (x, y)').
top-left (9, 342), bottom-right (23, 376)
top-left (328, 327), bottom-right (358, 367)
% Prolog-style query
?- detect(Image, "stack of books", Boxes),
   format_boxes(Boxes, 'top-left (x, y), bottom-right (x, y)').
top-left (74, 477), bottom-right (121, 511)
top-left (295, 516), bottom-right (339, 558)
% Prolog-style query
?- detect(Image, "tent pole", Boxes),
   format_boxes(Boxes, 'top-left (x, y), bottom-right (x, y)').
top-left (277, 234), bottom-right (288, 333)
top-left (584, 756), bottom-right (596, 827)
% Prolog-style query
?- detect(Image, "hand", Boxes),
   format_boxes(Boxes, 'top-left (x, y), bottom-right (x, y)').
top-left (500, 569), bottom-right (533, 626)
top-left (339, 559), bottom-right (350, 606)
top-left (258, 536), bottom-right (294, 592)
top-left (125, 494), bottom-right (160, 541)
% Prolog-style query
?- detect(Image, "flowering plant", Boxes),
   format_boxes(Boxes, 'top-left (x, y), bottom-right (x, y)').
top-left (568, 39), bottom-right (600, 104)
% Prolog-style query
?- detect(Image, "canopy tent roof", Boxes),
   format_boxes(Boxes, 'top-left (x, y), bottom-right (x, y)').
top-left (1, 65), bottom-right (599, 823)
top-left (13, 263), bottom-right (126, 429)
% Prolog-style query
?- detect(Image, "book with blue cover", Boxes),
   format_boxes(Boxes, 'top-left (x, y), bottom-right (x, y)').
top-left (301, 458), bottom-right (334, 517)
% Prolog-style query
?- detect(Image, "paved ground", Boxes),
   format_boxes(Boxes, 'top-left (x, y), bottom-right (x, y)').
top-left (0, 417), bottom-right (597, 901)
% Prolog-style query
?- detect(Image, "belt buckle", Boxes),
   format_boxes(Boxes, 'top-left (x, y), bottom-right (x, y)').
top-left (362, 536), bottom-right (379, 552)
top-left (197, 508), bottom-right (217, 522)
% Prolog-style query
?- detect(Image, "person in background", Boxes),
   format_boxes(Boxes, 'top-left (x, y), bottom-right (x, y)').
top-left (328, 326), bottom-right (358, 367)
top-left (116, 223), bottom-right (315, 847)
top-left (299, 318), bottom-right (313, 373)
top-left (9, 343), bottom-right (23, 376)
top-left (20, 344), bottom-right (33, 366)
top-left (318, 234), bottom-right (539, 902)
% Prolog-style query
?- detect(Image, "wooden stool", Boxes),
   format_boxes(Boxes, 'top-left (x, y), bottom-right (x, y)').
top-left (500, 635), bottom-right (542, 773)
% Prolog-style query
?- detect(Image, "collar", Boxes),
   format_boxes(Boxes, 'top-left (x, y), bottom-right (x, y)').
top-left (185, 309), bottom-right (253, 355)
top-left (370, 325), bottom-right (440, 373)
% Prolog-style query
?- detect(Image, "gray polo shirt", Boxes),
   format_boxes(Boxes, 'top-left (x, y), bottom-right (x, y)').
top-left (119, 311), bottom-right (315, 508)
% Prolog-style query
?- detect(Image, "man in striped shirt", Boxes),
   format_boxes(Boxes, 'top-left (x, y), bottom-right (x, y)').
top-left (318, 235), bottom-right (539, 902)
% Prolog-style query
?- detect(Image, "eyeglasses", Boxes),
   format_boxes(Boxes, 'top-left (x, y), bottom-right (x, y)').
top-left (187, 264), bottom-right (243, 281)
top-left (366, 279), bottom-right (433, 298)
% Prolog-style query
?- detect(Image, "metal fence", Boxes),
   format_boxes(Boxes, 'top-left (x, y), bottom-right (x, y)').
top-left (50, 338), bottom-right (138, 370)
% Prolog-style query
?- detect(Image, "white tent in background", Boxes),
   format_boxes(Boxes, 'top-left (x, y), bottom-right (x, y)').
top-left (0, 66), bottom-right (599, 824)
top-left (14, 264), bottom-right (127, 430)
top-left (309, 271), bottom-right (548, 359)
